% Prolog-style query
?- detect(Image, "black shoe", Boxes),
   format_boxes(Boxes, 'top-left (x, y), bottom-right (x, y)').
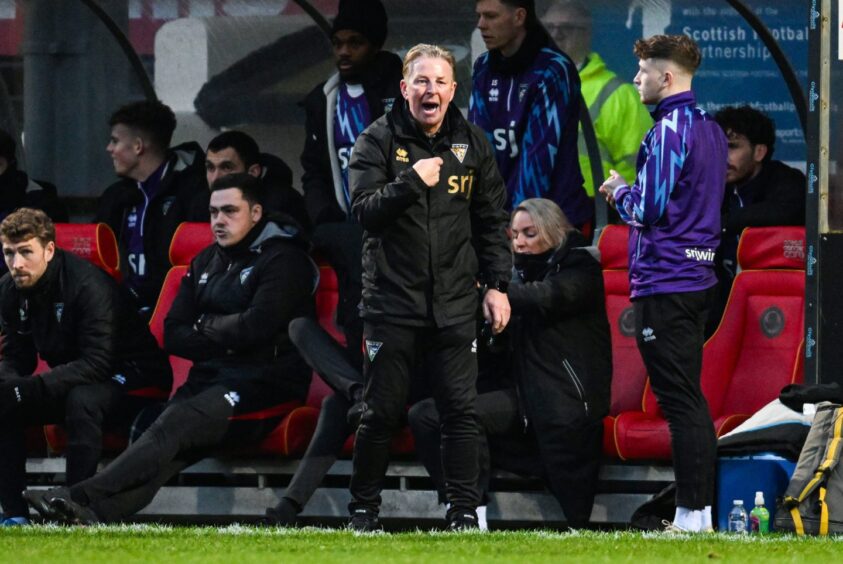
top-left (348, 508), bottom-right (380, 532)
top-left (48, 490), bottom-right (100, 525)
top-left (23, 488), bottom-right (68, 521)
top-left (346, 401), bottom-right (367, 429)
top-left (447, 510), bottom-right (479, 531)
top-left (261, 498), bottom-right (300, 527)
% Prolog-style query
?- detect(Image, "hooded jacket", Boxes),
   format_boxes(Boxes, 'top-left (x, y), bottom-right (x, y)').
top-left (163, 217), bottom-right (318, 401)
top-left (95, 142), bottom-right (210, 309)
top-left (349, 101), bottom-right (511, 328)
top-left (0, 250), bottom-right (172, 397)
top-left (300, 50), bottom-right (403, 225)
top-left (508, 231), bottom-right (612, 424)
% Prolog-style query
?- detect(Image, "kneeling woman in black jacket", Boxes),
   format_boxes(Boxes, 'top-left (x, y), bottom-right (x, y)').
top-left (409, 198), bottom-right (612, 529)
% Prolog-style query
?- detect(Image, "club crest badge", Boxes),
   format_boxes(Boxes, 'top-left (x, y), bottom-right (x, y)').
top-left (239, 267), bottom-right (254, 285)
top-left (450, 144), bottom-right (468, 164)
top-left (55, 303), bottom-right (64, 323)
top-left (366, 340), bottom-right (383, 362)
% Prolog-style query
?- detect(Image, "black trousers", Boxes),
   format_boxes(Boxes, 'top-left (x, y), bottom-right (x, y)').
top-left (282, 317), bottom-right (363, 509)
top-left (68, 383), bottom-right (284, 522)
top-left (350, 320), bottom-right (480, 516)
top-left (0, 381), bottom-right (155, 518)
top-left (634, 288), bottom-right (717, 509)
top-left (311, 221), bottom-right (364, 370)
top-left (408, 388), bottom-right (603, 528)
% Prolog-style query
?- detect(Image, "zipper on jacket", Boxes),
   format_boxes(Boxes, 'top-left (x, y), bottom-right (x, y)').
top-left (562, 358), bottom-right (589, 416)
top-left (515, 383), bottom-right (529, 433)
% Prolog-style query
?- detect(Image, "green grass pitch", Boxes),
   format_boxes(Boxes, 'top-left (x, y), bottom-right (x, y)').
top-left (1, 525), bottom-right (841, 563)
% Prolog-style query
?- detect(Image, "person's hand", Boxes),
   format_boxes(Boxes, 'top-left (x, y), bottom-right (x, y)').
top-left (0, 376), bottom-right (44, 417)
top-left (413, 157), bottom-right (444, 188)
top-left (482, 289), bottom-right (511, 335)
top-left (598, 169), bottom-right (627, 208)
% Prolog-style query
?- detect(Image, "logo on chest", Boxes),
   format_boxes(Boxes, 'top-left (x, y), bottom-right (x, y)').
top-left (239, 267), bottom-right (254, 285)
top-left (395, 147), bottom-right (409, 163)
top-left (54, 303), bottom-right (64, 323)
top-left (450, 144), bottom-right (468, 164)
top-left (489, 79), bottom-right (499, 103)
top-left (518, 83), bottom-right (529, 102)
top-left (199, 272), bottom-right (209, 285)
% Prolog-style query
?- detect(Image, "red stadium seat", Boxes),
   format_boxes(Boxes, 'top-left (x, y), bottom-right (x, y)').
top-left (596, 225), bottom-right (648, 457)
top-left (54, 223), bottom-right (120, 280)
top-left (168, 222), bottom-right (213, 267)
top-left (614, 227), bottom-right (806, 461)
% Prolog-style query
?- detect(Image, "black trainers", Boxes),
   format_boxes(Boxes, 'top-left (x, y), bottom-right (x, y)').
top-left (23, 488), bottom-right (68, 521)
top-left (261, 498), bottom-right (300, 527)
top-left (447, 510), bottom-right (479, 531)
top-left (48, 490), bottom-right (100, 525)
top-left (348, 508), bottom-right (380, 532)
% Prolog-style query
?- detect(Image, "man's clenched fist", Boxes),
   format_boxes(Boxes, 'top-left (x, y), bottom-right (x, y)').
top-left (413, 157), bottom-right (444, 187)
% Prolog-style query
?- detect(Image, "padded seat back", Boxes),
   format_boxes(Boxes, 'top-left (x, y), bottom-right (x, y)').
top-left (169, 222), bottom-right (213, 266)
top-left (710, 227), bottom-right (806, 417)
top-left (597, 225), bottom-right (647, 415)
top-left (54, 223), bottom-right (120, 279)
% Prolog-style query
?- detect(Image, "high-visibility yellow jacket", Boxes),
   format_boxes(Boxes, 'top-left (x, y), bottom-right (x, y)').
top-left (578, 52), bottom-right (653, 196)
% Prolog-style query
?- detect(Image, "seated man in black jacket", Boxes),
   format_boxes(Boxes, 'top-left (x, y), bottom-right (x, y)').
top-left (27, 174), bottom-right (317, 524)
top-left (205, 130), bottom-right (310, 233)
top-left (0, 208), bottom-right (171, 526)
top-left (95, 100), bottom-right (209, 314)
top-left (708, 106), bottom-right (806, 334)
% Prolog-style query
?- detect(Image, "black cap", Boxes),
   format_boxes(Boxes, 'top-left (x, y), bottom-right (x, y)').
top-left (331, 0), bottom-right (388, 49)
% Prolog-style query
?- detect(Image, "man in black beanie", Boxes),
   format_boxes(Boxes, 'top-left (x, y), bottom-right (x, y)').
top-left (262, 0), bottom-right (403, 525)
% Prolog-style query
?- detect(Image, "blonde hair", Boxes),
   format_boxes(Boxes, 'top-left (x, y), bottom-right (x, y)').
top-left (402, 43), bottom-right (456, 79)
top-left (511, 198), bottom-right (572, 250)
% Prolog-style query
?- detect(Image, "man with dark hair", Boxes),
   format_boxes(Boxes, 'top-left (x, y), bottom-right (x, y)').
top-left (205, 131), bottom-right (310, 232)
top-left (540, 1), bottom-right (653, 200)
top-left (599, 34), bottom-right (727, 533)
top-left (300, 0), bottom-right (403, 368)
top-left (0, 208), bottom-right (171, 526)
top-left (27, 173), bottom-right (317, 524)
top-left (471, 0), bottom-right (593, 234)
top-left (714, 105), bottom-right (805, 279)
top-left (347, 43), bottom-right (511, 532)
top-left (95, 100), bottom-right (209, 314)
top-left (0, 128), bottom-right (68, 225)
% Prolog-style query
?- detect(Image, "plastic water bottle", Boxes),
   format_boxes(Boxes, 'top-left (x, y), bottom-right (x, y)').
top-left (750, 491), bottom-right (770, 534)
top-left (728, 500), bottom-right (748, 534)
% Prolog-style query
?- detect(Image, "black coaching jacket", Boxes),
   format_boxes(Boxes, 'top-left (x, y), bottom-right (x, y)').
top-left (163, 217), bottom-right (318, 400)
top-left (349, 101), bottom-right (511, 328)
top-left (0, 250), bottom-right (172, 396)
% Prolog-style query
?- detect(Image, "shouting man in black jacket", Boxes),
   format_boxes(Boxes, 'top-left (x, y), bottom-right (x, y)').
top-left (95, 100), bottom-right (209, 314)
top-left (0, 208), bottom-right (171, 526)
top-left (27, 174), bottom-right (317, 524)
top-left (301, 0), bottom-right (402, 368)
top-left (347, 44), bottom-right (511, 531)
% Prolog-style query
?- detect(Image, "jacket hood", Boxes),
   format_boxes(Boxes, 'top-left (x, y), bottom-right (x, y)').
top-left (169, 141), bottom-right (205, 174)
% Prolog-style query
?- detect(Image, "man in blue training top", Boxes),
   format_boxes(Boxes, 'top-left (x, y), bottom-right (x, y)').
top-left (471, 0), bottom-right (593, 234)
top-left (599, 34), bottom-right (727, 534)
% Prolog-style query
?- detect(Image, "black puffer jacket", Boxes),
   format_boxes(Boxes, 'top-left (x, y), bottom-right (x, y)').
top-left (300, 51), bottom-right (403, 225)
top-left (0, 168), bottom-right (68, 224)
top-left (95, 142), bottom-right (209, 309)
top-left (350, 101), bottom-right (511, 328)
top-left (163, 218), bottom-right (318, 401)
top-left (507, 231), bottom-right (612, 424)
top-left (0, 250), bottom-right (172, 397)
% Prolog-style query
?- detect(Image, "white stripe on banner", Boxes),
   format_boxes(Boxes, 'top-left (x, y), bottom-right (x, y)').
top-left (0, 0), bottom-right (14, 20)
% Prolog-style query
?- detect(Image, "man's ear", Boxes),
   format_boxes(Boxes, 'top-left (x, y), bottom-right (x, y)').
top-left (132, 135), bottom-right (145, 156)
top-left (44, 240), bottom-right (56, 262)
top-left (248, 163), bottom-right (262, 178)
top-left (400, 78), bottom-right (409, 100)
top-left (753, 144), bottom-right (769, 164)
top-left (250, 203), bottom-right (263, 223)
top-left (514, 7), bottom-right (527, 27)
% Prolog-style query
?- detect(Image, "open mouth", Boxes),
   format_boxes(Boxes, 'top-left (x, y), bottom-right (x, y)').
top-left (421, 101), bottom-right (440, 115)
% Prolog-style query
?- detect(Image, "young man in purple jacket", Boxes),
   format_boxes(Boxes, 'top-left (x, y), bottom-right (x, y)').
top-left (600, 35), bottom-right (727, 533)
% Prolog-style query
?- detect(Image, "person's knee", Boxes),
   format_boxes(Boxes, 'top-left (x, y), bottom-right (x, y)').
top-left (321, 392), bottom-right (350, 415)
top-left (408, 399), bottom-right (439, 434)
top-left (65, 385), bottom-right (108, 422)
top-left (288, 317), bottom-right (315, 347)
